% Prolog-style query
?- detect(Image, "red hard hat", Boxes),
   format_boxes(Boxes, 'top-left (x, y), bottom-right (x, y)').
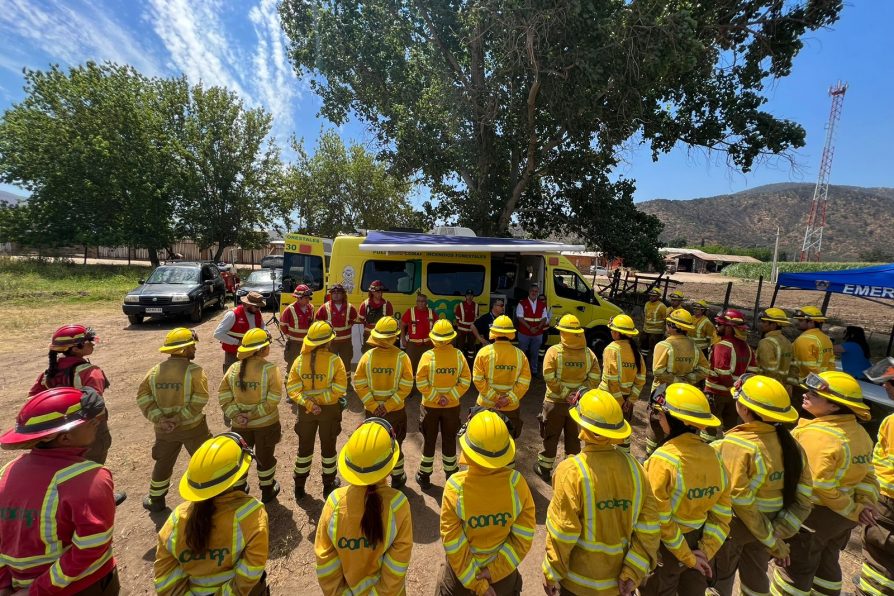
top-left (1, 387), bottom-right (106, 447)
top-left (329, 283), bottom-right (346, 292)
top-left (49, 325), bottom-right (96, 352)
top-left (368, 280), bottom-right (387, 292)
top-left (715, 309), bottom-right (748, 328)
top-left (292, 284), bottom-right (312, 298)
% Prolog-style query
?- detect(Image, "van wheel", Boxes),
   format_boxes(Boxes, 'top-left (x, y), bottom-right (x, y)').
top-left (128, 314), bottom-right (144, 325)
top-left (587, 326), bottom-right (612, 360)
top-left (189, 302), bottom-right (203, 323)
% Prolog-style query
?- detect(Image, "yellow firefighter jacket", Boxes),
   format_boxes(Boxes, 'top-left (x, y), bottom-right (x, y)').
top-left (874, 414), bottom-right (894, 499)
top-left (792, 328), bottom-right (835, 380)
top-left (756, 330), bottom-right (797, 386)
top-left (219, 357), bottom-right (282, 429)
top-left (712, 421), bottom-right (813, 557)
top-left (793, 414), bottom-right (879, 522)
top-left (137, 356), bottom-right (209, 432)
top-left (473, 340), bottom-right (531, 412)
top-left (315, 483), bottom-right (413, 596)
top-left (286, 348), bottom-right (348, 413)
top-left (543, 441), bottom-right (660, 596)
top-left (651, 334), bottom-right (710, 391)
top-left (415, 344), bottom-right (471, 408)
top-left (644, 433), bottom-right (732, 568)
top-left (353, 343), bottom-right (414, 414)
top-left (643, 301), bottom-right (667, 335)
top-left (441, 464), bottom-right (536, 595)
top-left (598, 340), bottom-right (646, 403)
top-left (689, 315), bottom-right (716, 351)
top-left (542, 333), bottom-right (601, 403)
top-left (154, 491), bottom-right (268, 595)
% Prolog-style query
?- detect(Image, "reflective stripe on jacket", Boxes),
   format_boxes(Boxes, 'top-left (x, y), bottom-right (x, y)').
top-left (705, 336), bottom-right (758, 395)
top-left (689, 316), bottom-right (716, 351)
top-left (218, 357), bottom-right (282, 428)
top-left (441, 467), bottom-right (536, 594)
top-left (542, 343), bottom-right (601, 403)
top-left (415, 345), bottom-right (471, 408)
top-left (29, 356), bottom-right (109, 397)
top-left (874, 414), bottom-right (894, 499)
top-left (651, 335), bottom-right (709, 391)
top-left (543, 444), bottom-right (659, 596)
top-left (137, 357), bottom-right (209, 431)
top-left (353, 346), bottom-right (414, 413)
top-left (403, 307), bottom-right (435, 341)
top-left (286, 349), bottom-right (347, 412)
top-left (154, 492), bottom-right (268, 595)
top-left (316, 302), bottom-right (359, 341)
top-left (358, 299), bottom-right (394, 332)
top-left (518, 298), bottom-right (547, 336)
top-left (315, 484), bottom-right (412, 596)
top-left (223, 305), bottom-right (264, 354)
top-left (598, 341), bottom-right (646, 402)
top-left (756, 330), bottom-right (796, 386)
top-left (454, 302), bottom-right (477, 332)
top-left (792, 328), bottom-right (835, 380)
top-left (643, 301), bottom-right (667, 335)
top-left (281, 302), bottom-right (315, 340)
top-left (472, 341), bottom-right (531, 411)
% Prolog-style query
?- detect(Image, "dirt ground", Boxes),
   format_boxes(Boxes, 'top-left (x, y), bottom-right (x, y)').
top-left (0, 282), bottom-right (880, 594)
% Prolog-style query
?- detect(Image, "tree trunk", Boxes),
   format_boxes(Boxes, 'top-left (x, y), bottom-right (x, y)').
top-left (147, 247), bottom-right (160, 268)
top-left (83, 245), bottom-right (88, 265)
top-left (213, 243), bottom-right (225, 262)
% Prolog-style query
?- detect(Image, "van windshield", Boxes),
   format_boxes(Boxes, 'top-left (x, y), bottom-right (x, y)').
top-left (427, 262), bottom-right (485, 296)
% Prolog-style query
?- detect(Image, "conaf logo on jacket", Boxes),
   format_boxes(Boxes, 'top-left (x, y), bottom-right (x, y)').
top-left (494, 365), bottom-right (516, 371)
top-left (687, 486), bottom-right (721, 499)
top-left (178, 547), bottom-right (231, 565)
top-left (564, 361), bottom-right (584, 369)
top-left (237, 381), bottom-right (261, 390)
top-left (301, 373), bottom-right (325, 382)
top-left (768, 471), bottom-right (784, 482)
top-left (852, 454), bottom-right (872, 465)
top-left (596, 499), bottom-right (632, 511)
top-left (371, 367), bottom-right (394, 375)
top-left (338, 536), bottom-right (372, 550)
top-left (435, 367), bottom-right (457, 375)
top-left (156, 382), bottom-right (183, 390)
top-left (622, 362), bottom-right (638, 369)
top-left (467, 512), bottom-right (513, 528)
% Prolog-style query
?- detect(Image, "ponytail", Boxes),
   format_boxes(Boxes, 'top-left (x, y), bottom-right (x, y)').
top-left (184, 498), bottom-right (216, 553)
top-left (45, 351), bottom-right (59, 386)
top-left (309, 345), bottom-right (319, 390)
top-left (360, 484), bottom-right (384, 548)
top-left (659, 414), bottom-right (693, 447)
top-left (620, 337), bottom-right (642, 374)
top-left (774, 422), bottom-right (804, 508)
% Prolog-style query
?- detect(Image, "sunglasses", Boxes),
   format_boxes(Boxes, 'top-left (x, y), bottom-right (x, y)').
top-left (803, 373), bottom-right (850, 402)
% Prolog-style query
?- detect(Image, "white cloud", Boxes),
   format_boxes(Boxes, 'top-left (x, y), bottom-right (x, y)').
top-left (248, 0), bottom-right (299, 132)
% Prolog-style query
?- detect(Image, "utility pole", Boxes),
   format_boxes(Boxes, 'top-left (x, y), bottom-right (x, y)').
top-left (800, 82), bottom-right (848, 262)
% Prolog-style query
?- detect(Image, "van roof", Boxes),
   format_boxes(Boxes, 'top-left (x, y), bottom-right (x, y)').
top-left (359, 231), bottom-right (585, 254)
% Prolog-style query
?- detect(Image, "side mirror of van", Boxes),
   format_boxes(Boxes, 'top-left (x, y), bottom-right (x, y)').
top-left (138, 279), bottom-right (145, 285)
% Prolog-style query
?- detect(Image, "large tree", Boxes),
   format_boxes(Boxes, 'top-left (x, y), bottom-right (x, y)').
top-left (280, 0), bottom-right (842, 242)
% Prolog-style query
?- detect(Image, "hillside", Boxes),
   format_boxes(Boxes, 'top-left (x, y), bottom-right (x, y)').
top-left (0, 190), bottom-right (25, 206)
top-left (638, 184), bottom-right (894, 261)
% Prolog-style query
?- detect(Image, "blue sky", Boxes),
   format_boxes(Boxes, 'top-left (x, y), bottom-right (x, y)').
top-left (0, 0), bottom-right (891, 203)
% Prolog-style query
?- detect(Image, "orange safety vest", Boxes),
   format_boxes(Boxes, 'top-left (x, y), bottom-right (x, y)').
top-left (454, 301), bottom-right (477, 333)
top-left (224, 305), bottom-right (263, 354)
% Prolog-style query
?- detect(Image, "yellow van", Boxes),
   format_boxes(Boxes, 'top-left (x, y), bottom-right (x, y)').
top-left (280, 231), bottom-right (623, 353)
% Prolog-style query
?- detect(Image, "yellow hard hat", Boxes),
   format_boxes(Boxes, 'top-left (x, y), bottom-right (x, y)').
top-left (760, 307), bottom-right (790, 326)
top-left (656, 383), bottom-right (720, 428)
top-left (338, 418), bottom-right (400, 486)
top-left (669, 290), bottom-right (685, 301)
top-left (489, 315), bottom-right (516, 338)
top-left (793, 306), bottom-right (827, 322)
top-left (801, 370), bottom-right (870, 420)
top-left (304, 321), bottom-right (336, 347)
top-left (556, 314), bottom-right (585, 334)
top-left (370, 316), bottom-right (400, 340)
top-left (666, 308), bottom-right (695, 331)
top-left (179, 433), bottom-right (253, 502)
top-left (159, 327), bottom-right (198, 353)
top-left (570, 389), bottom-right (631, 440)
top-left (429, 318), bottom-right (457, 342)
top-left (647, 288), bottom-right (661, 296)
top-left (691, 300), bottom-right (710, 311)
top-left (733, 374), bottom-right (798, 423)
top-left (237, 328), bottom-right (271, 359)
top-left (459, 410), bottom-right (516, 469)
top-left (608, 314), bottom-right (639, 336)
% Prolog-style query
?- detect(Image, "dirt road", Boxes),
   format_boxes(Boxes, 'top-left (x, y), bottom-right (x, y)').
top-left (0, 299), bottom-right (869, 594)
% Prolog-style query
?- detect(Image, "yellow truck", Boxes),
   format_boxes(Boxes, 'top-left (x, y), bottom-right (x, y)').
top-left (279, 230), bottom-right (622, 353)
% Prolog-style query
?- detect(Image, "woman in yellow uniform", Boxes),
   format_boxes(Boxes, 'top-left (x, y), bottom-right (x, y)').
top-left (287, 321), bottom-right (348, 500)
top-left (598, 314), bottom-right (646, 453)
top-left (534, 314), bottom-right (602, 481)
top-left (543, 388), bottom-right (659, 596)
top-left (315, 418), bottom-right (413, 595)
top-left (640, 384), bottom-right (732, 596)
top-left (154, 433), bottom-right (269, 595)
top-left (353, 317), bottom-right (415, 488)
top-left (472, 315), bottom-right (531, 439)
top-left (219, 328), bottom-right (282, 503)
top-left (773, 371), bottom-right (879, 596)
top-left (438, 410), bottom-right (536, 595)
top-left (711, 374), bottom-right (813, 596)
top-left (689, 300), bottom-right (716, 355)
top-left (415, 319), bottom-right (472, 488)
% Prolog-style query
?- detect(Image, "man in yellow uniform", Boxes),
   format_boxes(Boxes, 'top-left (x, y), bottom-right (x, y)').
top-left (642, 289), bottom-right (667, 363)
top-left (138, 327), bottom-right (211, 512)
top-left (415, 319), bottom-right (471, 489)
top-left (689, 300), bottom-right (716, 355)
top-left (438, 410), bottom-right (536, 595)
top-left (472, 315), bottom-right (532, 439)
top-left (534, 314), bottom-right (601, 482)
top-left (543, 389), bottom-right (660, 596)
top-left (791, 305), bottom-right (835, 413)
top-left (353, 317), bottom-right (415, 488)
top-left (756, 307), bottom-right (797, 389)
top-left (668, 290), bottom-right (686, 313)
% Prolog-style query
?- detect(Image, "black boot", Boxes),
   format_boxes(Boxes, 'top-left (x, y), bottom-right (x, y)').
top-left (391, 474), bottom-right (407, 490)
top-left (142, 495), bottom-right (165, 513)
top-left (323, 476), bottom-right (341, 498)
top-left (533, 462), bottom-right (551, 483)
top-left (294, 477), bottom-right (306, 500)
top-left (415, 471), bottom-right (431, 489)
top-left (115, 491), bottom-right (127, 506)
top-left (261, 481), bottom-right (281, 504)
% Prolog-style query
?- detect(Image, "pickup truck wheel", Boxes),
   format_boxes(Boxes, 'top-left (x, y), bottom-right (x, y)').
top-left (189, 302), bottom-right (203, 323)
top-left (587, 326), bottom-right (612, 360)
top-left (127, 314), bottom-right (144, 325)
top-left (215, 294), bottom-right (225, 310)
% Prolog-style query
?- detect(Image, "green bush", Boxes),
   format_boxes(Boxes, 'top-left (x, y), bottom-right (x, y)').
top-left (0, 257), bottom-right (150, 304)
top-left (722, 261), bottom-right (880, 280)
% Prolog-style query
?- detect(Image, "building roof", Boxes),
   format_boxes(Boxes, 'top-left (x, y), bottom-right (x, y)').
top-left (660, 247), bottom-right (761, 264)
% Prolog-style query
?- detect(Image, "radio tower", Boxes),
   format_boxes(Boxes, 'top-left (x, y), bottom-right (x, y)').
top-left (800, 82), bottom-right (848, 262)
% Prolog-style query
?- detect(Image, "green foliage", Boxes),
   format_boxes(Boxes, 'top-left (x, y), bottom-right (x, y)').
top-left (692, 244), bottom-right (774, 262)
top-left (0, 257), bottom-right (150, 305)
top-left (283, 131), bottom-right (429, 237)
top-left (722, 262), bottom-right (880, 280)
top-left (279, 0), bottom-right (841, 237)
top-left (666, 238), bottom-right (689, 248)
top-left (859, 248), bottom-right (894, 263)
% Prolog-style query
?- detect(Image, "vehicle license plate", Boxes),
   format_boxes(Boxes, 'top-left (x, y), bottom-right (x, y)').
top-left (146, 307), bottom-right (164, 314)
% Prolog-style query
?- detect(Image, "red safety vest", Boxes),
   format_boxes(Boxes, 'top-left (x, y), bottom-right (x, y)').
top-left (405, 307), bottom-right (435, 342)
top-left (281, 302), bottom-right (315, 340)
top-left (29, 356), bottom-right (110, 397)
top-left (223, 305), bottom-right (263, 354)
top-left (317, 301), bottom-right (357, 341)
top-left (454, 301), bottom-right (477, 333)
top-left (706, 336), bottom-right (756, 395)
top-left (518, 298), bottom-right (546, 337)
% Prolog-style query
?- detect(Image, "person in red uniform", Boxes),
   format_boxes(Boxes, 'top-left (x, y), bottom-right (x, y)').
top-left (214, 292), bottom-right (265, 374)
top-left (280, 284), bottom-right (315, 375)
top-left (453, 289), bottom-right (479, 360)
top-left (0, 387), bottom-right (119, 595)
top-left (705, 309), bottom-right (758, 438)
top-left (358, 280), bottom-right (394, 353)
top-left (315, 283), bottom-right (359, 373)
top-left (401, 291), bottom-right (436, 372)
top-left (516, 283), bottom-right (549, 378)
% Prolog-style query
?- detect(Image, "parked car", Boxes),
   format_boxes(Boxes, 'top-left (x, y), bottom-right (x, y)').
top-left (235, 268), bottom-right (282, 309)
top-left (122, 261), bottom-right (227, 324)
top-left (588, 265), bottom-right (610, 277)
top-left (260, 254), bottom-right (284, 269)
